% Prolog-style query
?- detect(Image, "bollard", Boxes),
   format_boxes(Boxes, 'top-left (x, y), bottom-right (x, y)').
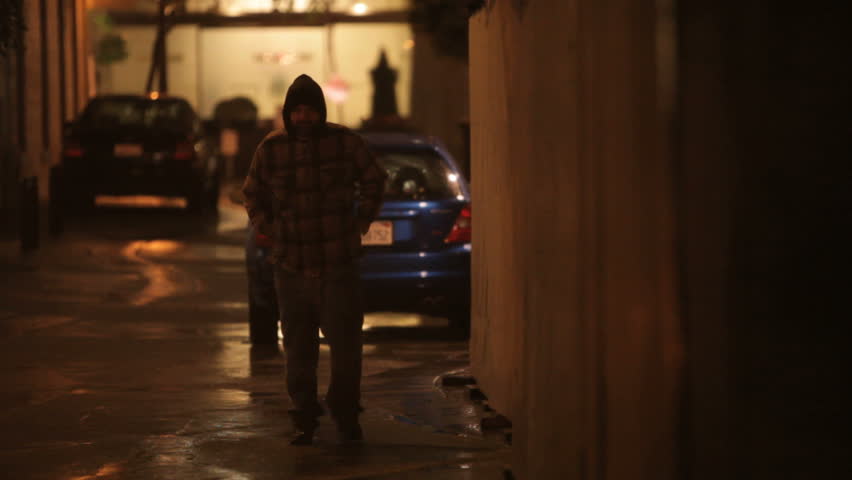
top-left (20, 176), bottom-right (39, 252)
top-left (48, 165), bottom-right (64, 236)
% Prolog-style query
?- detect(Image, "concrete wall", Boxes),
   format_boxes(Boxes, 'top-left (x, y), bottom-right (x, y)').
top-left (678, 2), bottom-right (851, 478)
top-left (99, 25), bottom-right (201, 107)
top-left (0, 0), bottom-right (89, 234)
top-left (469, 1), bottom-right (681, 478)
top-left (20, 0), bottom-right (88, 187)
top-left (470, 1), bottom-right (850, 478)
top-left (409, 30), bottom-right (468, 171)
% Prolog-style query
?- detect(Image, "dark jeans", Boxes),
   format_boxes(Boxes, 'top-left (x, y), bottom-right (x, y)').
top-left (273, 265), bottom-right (364, 432)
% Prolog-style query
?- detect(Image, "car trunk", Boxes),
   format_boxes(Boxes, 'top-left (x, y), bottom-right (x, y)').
top-left (365, 199), bottom-right (466, 252)
top-left (76, 128), bottom-right (187, 161)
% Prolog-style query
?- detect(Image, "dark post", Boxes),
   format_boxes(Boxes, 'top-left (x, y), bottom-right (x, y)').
top-left (20, 176), bottom-right (39, 251)
top-left (156, 0), bottom-right (168, 93)
top-left (145, 0), bottom-right (169, 94)
top-left (48, 165), bottom-right (63, 236)
top-left (144, 34), bottom-right (162, 94)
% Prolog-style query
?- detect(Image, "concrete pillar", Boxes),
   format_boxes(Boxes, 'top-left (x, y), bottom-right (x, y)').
top-left (470, 1), bottom-right (850, 478)
top-left (469, 1), bottom-right (681, 478)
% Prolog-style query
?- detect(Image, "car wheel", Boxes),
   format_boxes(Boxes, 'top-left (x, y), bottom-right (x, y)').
top-left (207, 179), bottom-right (220, 211)
top-left (67, 189), bottom-right (95, 216)
top-left (185, 181), bottom-right (205, 214)
top-left (248, 283), bottom-right (279, 345)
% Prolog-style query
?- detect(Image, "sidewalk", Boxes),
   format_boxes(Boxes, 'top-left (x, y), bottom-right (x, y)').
top-left (0, 182), bottom-right (514, 479)
top-left (0, 234), bottom-right (68, 274)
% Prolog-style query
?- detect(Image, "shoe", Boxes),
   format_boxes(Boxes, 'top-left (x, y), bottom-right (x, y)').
top-left (290, 430), bottom-right (314, 446)
top-left (337, 424), bottom-right (364, 445)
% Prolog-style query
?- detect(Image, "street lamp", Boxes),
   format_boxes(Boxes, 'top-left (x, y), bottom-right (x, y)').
top-left (351, 2), bottom-right (368, 15)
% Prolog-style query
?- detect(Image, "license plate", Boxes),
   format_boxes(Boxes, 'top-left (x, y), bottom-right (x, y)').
top-left (362, 221), bottom-right (393, 246)
top-left (114, 143), bottom-right (143, 157)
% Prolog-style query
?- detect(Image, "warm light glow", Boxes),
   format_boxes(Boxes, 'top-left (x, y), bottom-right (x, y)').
top-left (222, 3), bottom-right (242, 16)
top-left (448, 173), bottom-right (458, 182)
top-left (362, 312), bottom-right (447, 330)
top-left (292, 0), bottom-right (309, 11)
top-left (403, 39), bottom-right (415, 50)
top-left (351, 2), bottom-right (368, 15)
top-left (68, 462), bottom-right (124, 480)
top-left (95, 195), bottom-right (187, 209)
top-left (140, 240), bottom-right (183, 255)
top-left (220, 0), bottom-right (273, 16)
top-left (149, 91), bottom-right (160, 100)
top-left (121, 240), bottom-right (189, 306)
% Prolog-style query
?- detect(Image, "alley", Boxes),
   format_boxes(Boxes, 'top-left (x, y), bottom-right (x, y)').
top-left (0, 193), bottom-right (508, 479)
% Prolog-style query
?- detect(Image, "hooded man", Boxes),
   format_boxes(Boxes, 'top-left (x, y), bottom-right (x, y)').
top-left (242, 74), bottom-right (387, 445)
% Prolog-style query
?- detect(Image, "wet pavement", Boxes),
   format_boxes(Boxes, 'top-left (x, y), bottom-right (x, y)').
top-left (0, 190), bottom-right (510, 479)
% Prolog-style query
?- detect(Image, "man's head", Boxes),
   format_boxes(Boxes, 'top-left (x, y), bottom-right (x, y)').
top-left (282, 74), bottom-right (327, 136)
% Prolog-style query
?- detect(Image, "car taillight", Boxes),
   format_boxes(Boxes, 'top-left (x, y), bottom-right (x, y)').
top-left (444, 205), bottom-right (471, 244)
top-left (64, 144), bottom-right (84, 157)
top-left (255, 232), bottom-right (274, 248)
top-left (174, 142), bottom-right (194, 160)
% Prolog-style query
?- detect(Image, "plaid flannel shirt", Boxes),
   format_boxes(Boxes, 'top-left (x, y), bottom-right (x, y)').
top-left (242, 124), bottom-right (386, 275)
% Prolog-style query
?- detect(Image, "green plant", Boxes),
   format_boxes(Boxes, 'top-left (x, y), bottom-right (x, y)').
top-left (96, 33), bottom-right (129, 65)
top-left (0, 0), bottom-right (26, 57)
top-left (89, 11), bottom-right (128, 66)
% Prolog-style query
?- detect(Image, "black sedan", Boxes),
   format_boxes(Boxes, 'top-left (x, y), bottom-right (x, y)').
top-left (62, 94), bottom-right (221, 213)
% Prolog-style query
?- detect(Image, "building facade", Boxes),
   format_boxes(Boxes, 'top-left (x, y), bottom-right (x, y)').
top-left (86, 0), bottom-right (468, 170)
top-left (0, 0), bottom-right (91, 237)
top-left (89, 1), bottom-right (415, 126)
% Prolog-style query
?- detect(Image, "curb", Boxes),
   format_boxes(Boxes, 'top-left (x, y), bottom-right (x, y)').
top-left (436, 369), bottom-right (513, 438)
top-left (436, 368), bottom-right (514, 478)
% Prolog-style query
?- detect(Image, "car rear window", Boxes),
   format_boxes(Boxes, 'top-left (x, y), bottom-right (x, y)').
top-left (373, 148), bottom-right (463, 201)
top-left (80, 98), bottom-right (193, 132)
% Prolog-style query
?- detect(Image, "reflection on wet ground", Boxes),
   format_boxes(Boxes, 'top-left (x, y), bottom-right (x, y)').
top-left (95, 195), bottom-right (187, 209)
top-left (120, 240), bottom-right (199, 306)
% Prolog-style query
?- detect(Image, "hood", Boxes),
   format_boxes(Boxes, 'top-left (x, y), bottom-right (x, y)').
top-left (282, 74), bottom-right (327, 135)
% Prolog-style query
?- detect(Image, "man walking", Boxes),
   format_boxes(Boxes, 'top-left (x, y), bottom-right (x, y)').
top-left (242, 74), bottom-right (386, 445)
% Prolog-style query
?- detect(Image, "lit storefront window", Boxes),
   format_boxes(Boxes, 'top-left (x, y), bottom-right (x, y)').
top-left (90, 0), bottom-right (411, 15)
top-left (184, 0), bottom-right (411, 15)
top-left (219, 0), bottom-right (275, 16)
top-left (93, 0), bottom-right (414, 126)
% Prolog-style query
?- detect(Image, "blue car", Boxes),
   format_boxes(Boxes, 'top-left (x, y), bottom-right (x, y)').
top-left (245, 133), bottom-right (471, 344)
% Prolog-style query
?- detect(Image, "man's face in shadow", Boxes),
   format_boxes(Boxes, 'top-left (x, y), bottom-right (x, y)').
top-left (290, 104), bottom-right (321, 134)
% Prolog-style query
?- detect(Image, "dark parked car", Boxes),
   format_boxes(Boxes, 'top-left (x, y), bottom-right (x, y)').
top-left (245, 133), bottom-right (471, 343)
top-left (62, 94), bottom-right (221, 212)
